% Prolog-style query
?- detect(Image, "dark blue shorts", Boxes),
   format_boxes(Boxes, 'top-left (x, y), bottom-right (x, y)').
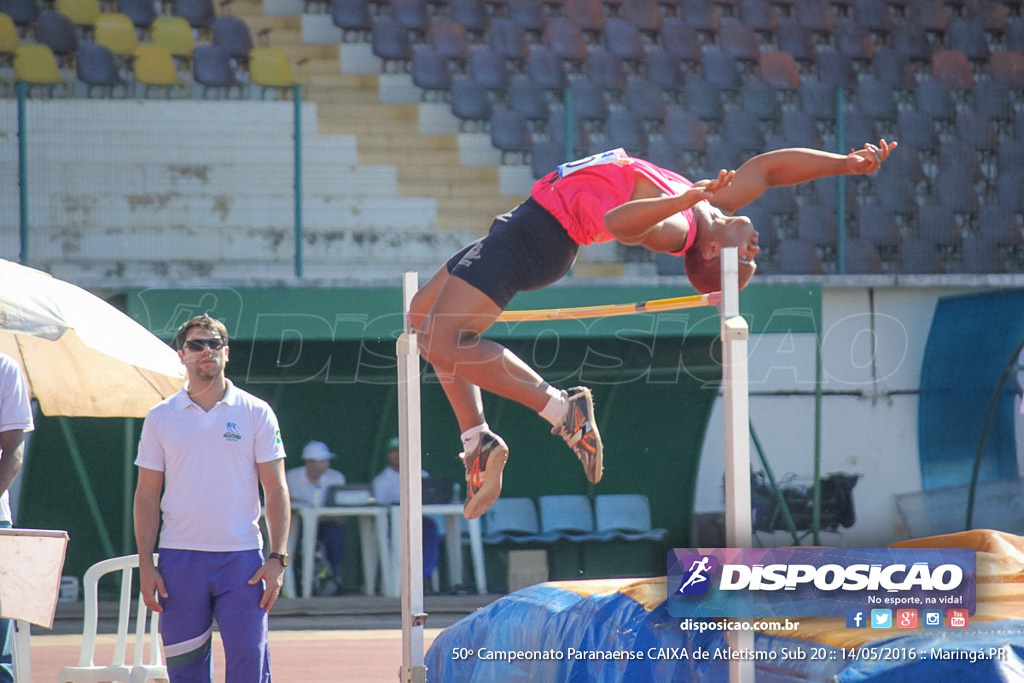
top-left (446, 197), bottom-right (579, 309)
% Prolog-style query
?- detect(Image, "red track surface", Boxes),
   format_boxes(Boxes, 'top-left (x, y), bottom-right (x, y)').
top-left (32, 629), bottom-right (442, 683)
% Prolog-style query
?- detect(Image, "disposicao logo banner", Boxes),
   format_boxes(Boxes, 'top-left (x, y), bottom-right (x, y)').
top-left (667, 547), bottom-right (976, 618)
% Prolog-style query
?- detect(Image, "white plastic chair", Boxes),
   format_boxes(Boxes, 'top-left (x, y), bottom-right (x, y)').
top-left (593, 494), bottom-right (668, 542)
top-left (537, 494), bottom-right (600, 542)
top-left (57, 554), bottom-right (168, 683)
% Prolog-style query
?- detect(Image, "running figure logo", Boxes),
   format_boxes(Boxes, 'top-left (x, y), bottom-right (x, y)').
top-left (676, 554), bottom-right (718, 596)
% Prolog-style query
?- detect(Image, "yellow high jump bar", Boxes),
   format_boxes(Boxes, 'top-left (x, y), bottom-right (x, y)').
top-left (495, 291), bottom-right (723, 322)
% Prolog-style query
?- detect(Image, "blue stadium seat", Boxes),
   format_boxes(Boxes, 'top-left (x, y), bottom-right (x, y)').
top-left (450, 77), bottom-right (493, 127)
top-left (371, 16), bottom-right (414, 70)
top-left (490, 107), bottom-right (533, 162)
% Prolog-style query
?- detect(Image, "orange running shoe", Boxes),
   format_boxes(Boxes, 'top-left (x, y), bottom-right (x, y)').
top-left (460, 429), bottom-right (509, 520)
top-left (551, 386), bottom-right (603, 483)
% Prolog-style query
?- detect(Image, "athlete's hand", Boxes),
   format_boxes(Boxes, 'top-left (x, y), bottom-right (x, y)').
top-left (687, 168), bottom-right (735, 199)
top-left (847, 139), bottom-right (897, 175)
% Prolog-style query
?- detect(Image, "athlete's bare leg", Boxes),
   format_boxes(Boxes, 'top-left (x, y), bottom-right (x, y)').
top-left (409, 268), bottom-right (552, 431)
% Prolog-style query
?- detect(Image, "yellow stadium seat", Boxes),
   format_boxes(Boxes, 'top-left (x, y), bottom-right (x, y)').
top-left (94, 12), bottom-right (138, 58)
top-left (57, 0), bottom-right (102, 33)
top-left (133, 43), bottom-right (183, 96)
top-left (0, 12), bottom-right (19, 73)
top-left (152, 15), bottom-right (194, 67)
top-left (13, 43), bottom-right (67, 96)
top-left (249, 46), bottom-right (294, 98)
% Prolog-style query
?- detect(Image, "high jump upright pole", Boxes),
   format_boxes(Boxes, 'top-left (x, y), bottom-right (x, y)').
top-left (397, 271), bottom-right (427, 683)
top-left (719, 248), bottom-right (754, 683)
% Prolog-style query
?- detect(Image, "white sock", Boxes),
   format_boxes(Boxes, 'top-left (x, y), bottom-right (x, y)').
top-left (539, 387), bottom-right (568, 427)
top-left (461, 423), bottom-right (488, 454)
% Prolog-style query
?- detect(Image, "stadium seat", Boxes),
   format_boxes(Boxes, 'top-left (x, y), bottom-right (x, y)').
top-left (331, 0), bottom-right (372, 42)
top-left (977, 203), bottom-right (1021, 247)
top-left (0, 0), bottom-right (40, 35)
top-left (586, 45), bottom-right (627, 95)
top-left (152, 16), bottom-right (195, 70)
top-left (947, 18), bottom-right (990, 65)
top-left (54, 0), bottom-right (100, 37)
top-left (449, 76), bottom-right (493, 127)
top-left (604, 107), bottom-right (647, 156)
top-left (429, 17), bottom-right (470, 70)
top-left (930, 49), bottom-right (973, 89)
top-left (467, 45), bottom-right (509, 90)
top-left (506, 0), bottom-right (545, 42)
top-left (133, 43), bottom-right (184, 97)
top-left (544, 17), bottom-right (588, 72)
top-left (411, 45), bottom-right (452, 94)
top-left (843, 237), bottom-right (885, 274)
top-left (490, 107), bottom-right (533, 163)
top-left (723, 107), bottom-right (763, 151)
top-left (193, 44), bottom-right (244, 98)
top-left (487, 17), bottom-right (528, 68)
top-left (450, 0), bottom-right (488, 42)
top-left (212, 15), bottom-right (254, 71)
top-left (917, 202), bottom-right (961, 249)
top-left (718, 17), bottom-right (760, 72)
top-left (658, 17), bottom-right (702, 74)
top-left (173, 0), bottom-right (215, 32)
top-left (14, 43), bottom-right (65, 96)
top-left (564, 0), bottom-right (606, 43)
top-left (94, 12), bottom-right (138, 59)
top-left (796, 203), bottom-right (839, 250)
top-left (603, 17), bottom-right (645, 72)
top-left (482, 497), bottom-right (543, 544)
top-left (774, 19), bottom-right (817, 70)
top-left (816, 48), bottom-right (856, 89)
top-left (643, 46), bottom-right (682, 96)
top-left (776, 237), bottom-right (824, 274)
top-left (701, 47), bottom-right (740, 92)
top-left (959, 234), bottom-right (1005, 273)
top-left (391, 0), bottom-right (429, 40)
top-left (34, 10), bottom-right (79, 67)
top-left (508, 75), bottom-right (550, 125)
top-left (663, 105), bottom-right (707, 153)
top-left (371, 16), bottom-right (413, 71)
top-left (0, 12), bottom-right (19, 73)
top-left (250, 46), bottom-right (295, 98)
top-left (118, 0), bottom-right (156, 32)
top-left (76, 41), bottom-right (127, 97)
top-left (990, 50), bottom-right (1024, 89)
top-left (899, 237), bottom-right (944, 274)
top-left (525, 45), bottom-right (567, 91)
top-left (855, 75), bottom-right (895, 122)
top-left (624, 76), bottom-right (666, 129)
top-left (759, 49), bottom-right (801, 89)
top-left (872, 46), bottom-right (915, 90)
top-left (567, 76), bottom-right (610, 128)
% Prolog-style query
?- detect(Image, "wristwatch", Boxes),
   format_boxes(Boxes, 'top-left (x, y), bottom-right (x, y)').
top-left (268, 552), bottom-right (290, 567)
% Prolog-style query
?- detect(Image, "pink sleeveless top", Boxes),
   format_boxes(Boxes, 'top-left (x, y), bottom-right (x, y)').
top-left (530, 148), bottom-right (699, 255)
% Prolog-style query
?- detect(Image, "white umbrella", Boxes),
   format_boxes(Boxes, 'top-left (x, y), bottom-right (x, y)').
top-left (0, 259), bottom-right (185, 418)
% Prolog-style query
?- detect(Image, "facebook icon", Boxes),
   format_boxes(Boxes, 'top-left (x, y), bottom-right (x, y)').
top-left (846, 609), bottom-right (867, 629)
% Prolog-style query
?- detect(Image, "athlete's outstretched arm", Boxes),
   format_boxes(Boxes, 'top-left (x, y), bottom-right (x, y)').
top-left (710, 139), bottom-right (898, 215)
top-left (604, 169), bottom-right (734, 245)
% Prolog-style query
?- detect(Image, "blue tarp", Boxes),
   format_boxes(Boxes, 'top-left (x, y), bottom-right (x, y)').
top-left (425, 580), bottom-right (1024, 682)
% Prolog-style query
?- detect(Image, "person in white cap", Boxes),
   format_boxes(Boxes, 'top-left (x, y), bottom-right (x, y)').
top-left (286, 440), bottom-right (348, 593)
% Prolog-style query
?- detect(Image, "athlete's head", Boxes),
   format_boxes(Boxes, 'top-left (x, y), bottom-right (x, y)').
top-left (684, 204), bottom-right (759, 294)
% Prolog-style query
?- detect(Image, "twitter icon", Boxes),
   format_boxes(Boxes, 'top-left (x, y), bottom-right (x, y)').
top-left (871, 609), bottom-right (893, 628)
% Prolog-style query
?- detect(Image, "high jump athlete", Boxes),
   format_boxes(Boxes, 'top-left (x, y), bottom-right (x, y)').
top-left (409, 140), bottom-right (897, 519)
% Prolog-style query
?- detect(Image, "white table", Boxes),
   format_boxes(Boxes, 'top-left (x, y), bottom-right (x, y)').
top-left (283, 504), bottom-right (393, 599)
top-left (386, 504), bottom-right (487, 597)
top-left (0, 528), bottom-right (69, 683)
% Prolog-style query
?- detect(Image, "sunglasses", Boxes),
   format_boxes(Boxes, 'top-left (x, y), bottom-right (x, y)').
top-left (183, 337), bottom-right (225, 352)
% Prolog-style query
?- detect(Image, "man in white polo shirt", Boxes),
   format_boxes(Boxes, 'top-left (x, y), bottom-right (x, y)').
top-left (134, 315), bottom-right (290, 683)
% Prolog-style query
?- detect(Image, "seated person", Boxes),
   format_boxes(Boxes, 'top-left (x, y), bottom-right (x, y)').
top-left (373, 436), bottom-right (440, 582)
top-left (286, 440), bottom-right (347, 593)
